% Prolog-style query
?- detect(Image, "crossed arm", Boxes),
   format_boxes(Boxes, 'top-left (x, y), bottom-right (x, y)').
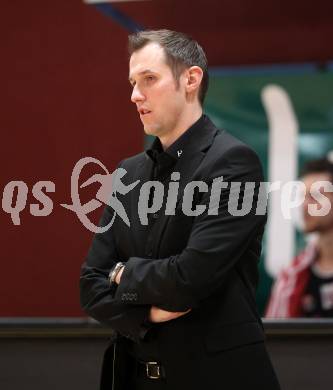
top-left (114, 267), bottom-right (190, 323)
top-left (80, 145), bottom-right (265, 340)
top-left (80, 202), bottom-right (191, 341)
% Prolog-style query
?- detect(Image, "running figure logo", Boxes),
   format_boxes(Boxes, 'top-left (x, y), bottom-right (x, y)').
top-left (61, 157), bottom-right (139, 233)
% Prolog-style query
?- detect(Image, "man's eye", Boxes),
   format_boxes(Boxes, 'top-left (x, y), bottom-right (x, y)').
top-left (145, 76), bottom-right (155, 82)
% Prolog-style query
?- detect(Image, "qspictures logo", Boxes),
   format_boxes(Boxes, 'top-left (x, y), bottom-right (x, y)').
top-left (1, 157), bottom-right (333, 233)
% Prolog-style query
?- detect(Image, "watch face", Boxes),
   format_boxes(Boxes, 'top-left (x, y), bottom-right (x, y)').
top-left (108, 266), bottom-right (117, 284)
top-left (109, 262), bottom-right (123, 284)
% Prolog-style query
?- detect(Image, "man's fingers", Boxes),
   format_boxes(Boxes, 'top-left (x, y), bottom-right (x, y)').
top-left (149, 306), bottom-right (192, 323)
top-left (181, 308), bottom-right (192, 315)
top-left (172, 309), bottom-right (191, 318)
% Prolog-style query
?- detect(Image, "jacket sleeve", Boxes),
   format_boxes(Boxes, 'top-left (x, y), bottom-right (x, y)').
top-left (80, 204), bottom-right (152, 342)
top-left (114, 145), bottom-right (267, 311)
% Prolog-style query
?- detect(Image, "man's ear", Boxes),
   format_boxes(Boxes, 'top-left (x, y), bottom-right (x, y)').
top-left (185, 66), bottom-right (203, 95)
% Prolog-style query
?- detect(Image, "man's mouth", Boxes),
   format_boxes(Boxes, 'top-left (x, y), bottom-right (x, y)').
top-left (138, 108), bottom-right (152, 116)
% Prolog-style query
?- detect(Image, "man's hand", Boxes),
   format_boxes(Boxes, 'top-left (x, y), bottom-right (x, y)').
top-left (149, 306), bottom-right (191, 323)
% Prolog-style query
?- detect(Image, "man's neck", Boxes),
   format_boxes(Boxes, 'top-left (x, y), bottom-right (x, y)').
top-left (159, 105), bottom-right (203, 150)
top-left (316, 229), bottom-right (333, 272)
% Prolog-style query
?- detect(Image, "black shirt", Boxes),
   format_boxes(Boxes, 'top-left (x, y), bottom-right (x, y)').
top-left (125, 114), bottom-right (206, 360)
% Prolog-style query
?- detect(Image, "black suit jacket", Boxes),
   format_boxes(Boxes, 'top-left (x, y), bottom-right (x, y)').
top-left (80, 116), bottom-right (280, 389)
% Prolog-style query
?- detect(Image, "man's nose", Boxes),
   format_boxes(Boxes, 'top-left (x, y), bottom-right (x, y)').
top-left (131, 84), bottom-right (145, 103)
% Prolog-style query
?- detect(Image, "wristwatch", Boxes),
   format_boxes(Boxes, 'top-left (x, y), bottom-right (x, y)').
top-left (108, 262), bottom-right (125, 287)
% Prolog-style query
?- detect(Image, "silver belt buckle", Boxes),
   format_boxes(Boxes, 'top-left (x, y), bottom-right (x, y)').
top-left (146, 361), bottom-right (161, 379)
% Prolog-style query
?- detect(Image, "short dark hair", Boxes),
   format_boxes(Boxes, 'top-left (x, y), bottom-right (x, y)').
top-left (128, 29), bottom-right (209, 106)
top-left (301, 157), bottom-right (333, 182)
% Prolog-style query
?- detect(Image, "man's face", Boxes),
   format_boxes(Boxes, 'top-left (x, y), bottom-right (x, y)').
top-left (302, 172), bottom-right (333, 233)
top-left (128, 42), bottom-right (187, 138)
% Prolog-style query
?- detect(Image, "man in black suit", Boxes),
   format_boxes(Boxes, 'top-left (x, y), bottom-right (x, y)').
top-left (80, 29), bottom-right (280, 389)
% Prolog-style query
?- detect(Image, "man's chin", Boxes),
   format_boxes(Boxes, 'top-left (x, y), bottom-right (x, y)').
top-left (143, 124), bottom-right (159, 137)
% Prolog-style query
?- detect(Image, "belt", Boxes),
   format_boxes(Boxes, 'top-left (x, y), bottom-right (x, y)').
top-left (136, 360), bottom-right (166, 380)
